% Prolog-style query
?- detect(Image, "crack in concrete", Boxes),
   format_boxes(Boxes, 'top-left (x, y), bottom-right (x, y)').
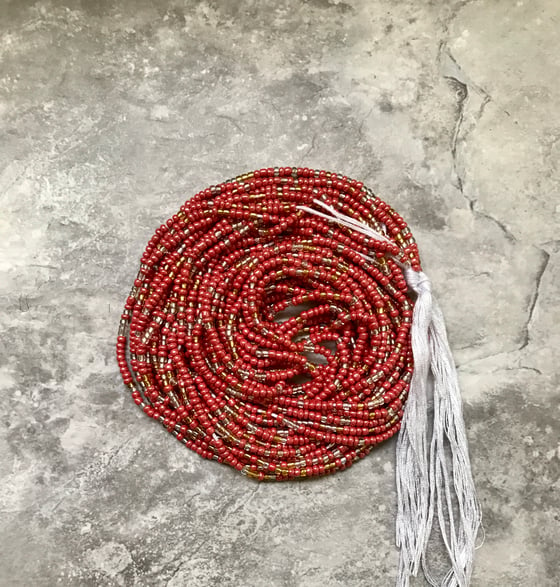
top-left (440, 46), bottom-right (491, 203)
top-left (103, 437), bottom-right (136, 472)
top-left (516, 366), bottom-right (543, 376)
top-left (475, 209), bottom-right (517, 242)
top-left (542, 239), bottom-right (560, 248)
top-left (439, 46), bottom-right (523, 247)
top-left (299, 132), bottom-right (318, 167)
top-left (216, 114), bottom-right (246, 135)
top-left (483, 365), bottom-right (542, 376)
top-left (441, 48), bottom-right (492, 101)
top-left (165, 536), bottom-right (209, 586)
top-left (519, 248), bottom-right (550, 350)
top-left (458, 350), bottom-right (544, 376)
top-left (457, 349), bottom-right (516, 370)
top-left (45, 436), bottom-right (138, 514)
top-left (447, 75), bottom-right (468, 197)
top-left (166, 561), bottom-right (184, 586)
top-left (457, 246), bottom-right (551, 364)
top-left (221, 483), bottom-right (262, 526)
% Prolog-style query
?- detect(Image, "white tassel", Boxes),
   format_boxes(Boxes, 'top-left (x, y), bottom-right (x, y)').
top-left (397, 269), bottom-right (481, 586)
top-left (395, 268), bottom-right (433, 586)
top-left (299, 201), bottom-right (482, 587)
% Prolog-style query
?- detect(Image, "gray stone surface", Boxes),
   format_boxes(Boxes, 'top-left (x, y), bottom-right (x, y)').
top-left (1, 0), bottom-right (559, 585)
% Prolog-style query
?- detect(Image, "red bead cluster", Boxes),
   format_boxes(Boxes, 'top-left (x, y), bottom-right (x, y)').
top-left (117, 167), bottom-right (421, 480)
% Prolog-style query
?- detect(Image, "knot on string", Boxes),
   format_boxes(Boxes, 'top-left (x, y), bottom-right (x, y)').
top-left (404, 267), bottom-right (432, 296)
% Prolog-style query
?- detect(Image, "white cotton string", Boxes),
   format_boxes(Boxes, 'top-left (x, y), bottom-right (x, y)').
top-left (298, 200), bottom-right (393, 245)
top-left (424, 298), bottom-right (481, 587)
top-left (399, 269), bottom-right (481, 587)
top-left (396, 268), bottom-right (433, 586)
top-left (300, 202), bottom-right (482, 587)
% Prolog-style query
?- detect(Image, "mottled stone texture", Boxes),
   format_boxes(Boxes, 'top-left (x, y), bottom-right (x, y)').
top-left (1, 0), bottom-right (558, 585)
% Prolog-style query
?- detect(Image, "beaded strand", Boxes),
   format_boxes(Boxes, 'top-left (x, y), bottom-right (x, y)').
top-left (116, 167), bottom-right (422, 481)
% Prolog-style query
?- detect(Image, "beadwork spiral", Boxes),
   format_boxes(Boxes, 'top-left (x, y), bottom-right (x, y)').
top-left (116, 167), bottom-right (422, 480)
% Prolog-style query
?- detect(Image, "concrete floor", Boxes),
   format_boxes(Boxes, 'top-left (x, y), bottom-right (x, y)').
top-left (1, 0), bottom-right (559, 585)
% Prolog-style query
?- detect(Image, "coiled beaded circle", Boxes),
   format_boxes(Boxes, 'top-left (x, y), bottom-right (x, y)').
top-left (116, 167), bottom-right (421, 480)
